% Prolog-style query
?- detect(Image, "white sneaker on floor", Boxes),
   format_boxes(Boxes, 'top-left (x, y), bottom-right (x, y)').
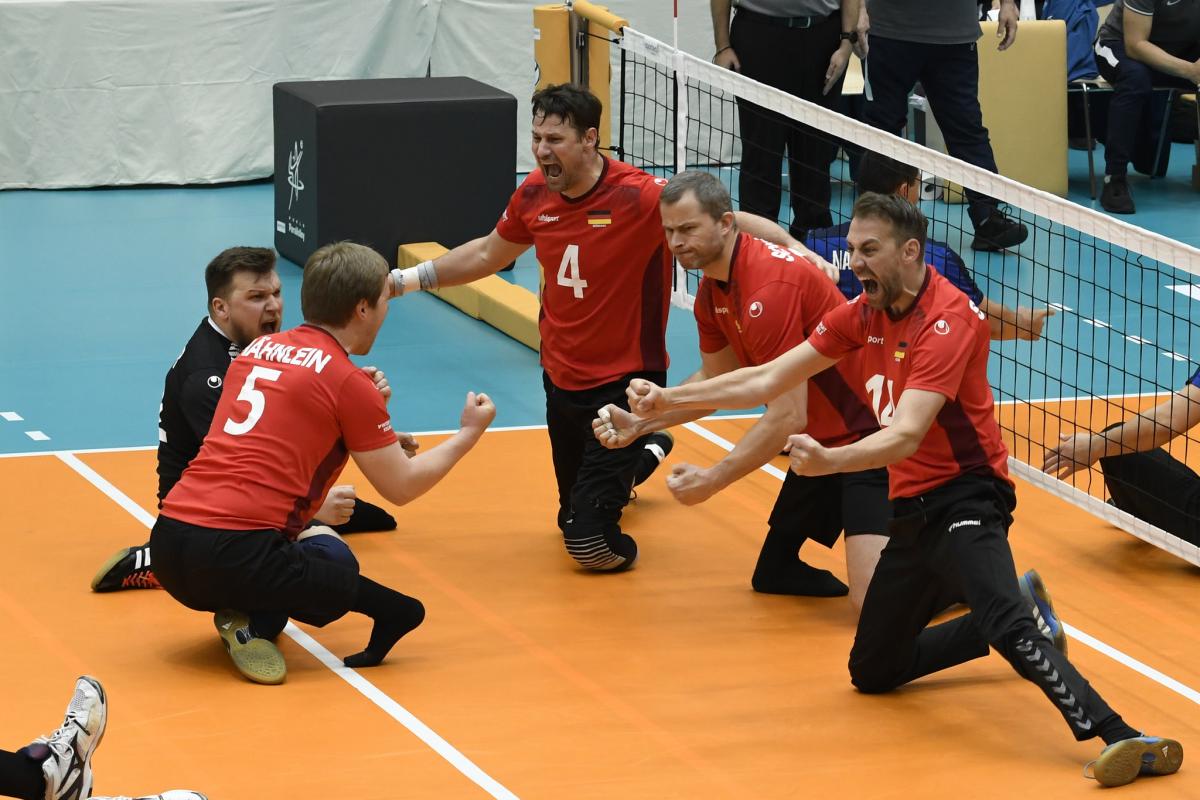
top-left (35, 675), bottom-right (108, 800)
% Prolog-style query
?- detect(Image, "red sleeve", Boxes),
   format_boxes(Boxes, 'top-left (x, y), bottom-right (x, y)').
top-left (740, 281), bottom-right (809, 363)
top-left (807, 298), bottom-right (865, 359)
top-left (337, 370), bottom-right (398, 452)
top-left (494, 181), bottom-right (533, 245)
top-left (904, 313), bottom-right (977, 400)
top-left (694, 281), bottom-right (728, 354)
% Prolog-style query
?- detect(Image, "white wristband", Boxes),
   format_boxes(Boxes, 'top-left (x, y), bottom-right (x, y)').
top-left (391, 260), bottom-right (438, 296)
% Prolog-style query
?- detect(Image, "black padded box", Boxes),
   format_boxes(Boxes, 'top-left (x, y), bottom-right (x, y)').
top-left (273, 77), bottom-right (517, 266)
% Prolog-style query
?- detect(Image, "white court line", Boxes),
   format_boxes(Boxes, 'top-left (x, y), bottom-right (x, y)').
top-left (56, 451), bottom-right (519, 800)
top-left (684, 419), bottom-right (1200, 707)
top-left (1, 411), bottom-right (23, 422)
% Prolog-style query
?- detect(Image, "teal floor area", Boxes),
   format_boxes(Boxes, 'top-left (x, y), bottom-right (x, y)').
top-left (1, 142), bottom-right (1197, 454)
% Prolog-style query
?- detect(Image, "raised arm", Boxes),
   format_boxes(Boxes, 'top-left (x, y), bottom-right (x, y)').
top-left (351, 392), bottom-right (495, 506)
top-left (629, 340), bottom-right (838, 416)
top-left (391, 230), bottom-right (529, 297)
top-left (594, 346), bottom-right (741, 447)
top-left (1043, 384), bottom-right (1200, 478)
top-left (788, 388), bottom-right (944, 476)
top-left (734, 212), bottom-right (838, 282)
top-left (980, 299), bottom-right (1055, 341)
top-left (669, 380), bottom-right (808, 505)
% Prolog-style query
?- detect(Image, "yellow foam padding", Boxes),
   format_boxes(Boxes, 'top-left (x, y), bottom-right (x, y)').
top-left (398, 242), bottom-right (541, 352)
top-left (976, 20), bottom-right (1068, 196)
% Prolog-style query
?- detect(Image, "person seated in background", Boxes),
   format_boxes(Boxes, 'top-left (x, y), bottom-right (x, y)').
top-left (1093, 0), bottom-right (1200, 213)
top-left (806, 152), bottom-right (1055, 340)
top-left (1043, 364), bottom-right (1200, 547)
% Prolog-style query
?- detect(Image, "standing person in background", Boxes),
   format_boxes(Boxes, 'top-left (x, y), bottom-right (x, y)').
top-left (859, 0), bottom-right (1030, 252)
top-left (1092, 0), bottom-right (1200, 214)
top-left (710, 0), bottom-right (863, 240)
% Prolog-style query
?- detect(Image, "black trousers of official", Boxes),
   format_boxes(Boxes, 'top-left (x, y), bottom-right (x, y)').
top-left (1095, 39), bottom-right (1197, 179)
top-left (730, 11), bottom-right (845, 237)
top-left (849, 475), bottom-right (1121, 741)
top-left (544, 370), bottom-right (665, 572)
top-left (862, 36), bottom-right (1002, 229)
top-left (1100, 446), bottom-right (1200, 547)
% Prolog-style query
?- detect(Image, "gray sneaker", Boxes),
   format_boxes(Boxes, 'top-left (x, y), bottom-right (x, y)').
top-left (36, 676), bottom-right (108, 800)
top-left (1018, 569), bottom-right (1068, 655)
top-left (1085, 736), bottom-right (1183, 787)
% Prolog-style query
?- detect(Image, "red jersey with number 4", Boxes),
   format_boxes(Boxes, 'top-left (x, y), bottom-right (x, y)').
top-left (694, 233), bottom-right (878, 448)
top-left (495, 157), bottom-right (672, 390)
top-left (160, 324), bottom-right (397, 537)
top-left (807, 268), bottom-right (1011, 498)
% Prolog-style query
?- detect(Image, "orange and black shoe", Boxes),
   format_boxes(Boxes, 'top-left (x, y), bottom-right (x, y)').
top-left (90, 545), bottom-right (161, 592)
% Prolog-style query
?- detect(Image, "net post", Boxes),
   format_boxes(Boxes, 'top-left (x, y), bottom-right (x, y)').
top-left (533, 5), bottom-right (571, 89)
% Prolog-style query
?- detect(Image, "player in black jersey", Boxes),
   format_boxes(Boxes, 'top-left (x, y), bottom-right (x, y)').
top-left (91, 246), bottom-right (402, 592)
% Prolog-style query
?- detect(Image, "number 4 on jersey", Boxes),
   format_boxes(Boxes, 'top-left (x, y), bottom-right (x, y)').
top-left (556, 244), bottom-right (588, 299)
top-left (223, 365), bottom-right (282, 435)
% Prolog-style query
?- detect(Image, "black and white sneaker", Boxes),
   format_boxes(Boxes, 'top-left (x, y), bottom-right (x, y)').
top-left (1100, 175), bottom-right (1136, 215)
top-left (91, 545), bottom-right (160, 592)
top-left (34, 676), bottom-right (107, 800)
top-left (970, 211), bottom-right (1029, 252)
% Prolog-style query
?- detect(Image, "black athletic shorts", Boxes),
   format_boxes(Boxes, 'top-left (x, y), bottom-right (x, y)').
top-left (150, 515), bottom-right (359, 628)
top-left (768, 467), bottom-right (892, 547)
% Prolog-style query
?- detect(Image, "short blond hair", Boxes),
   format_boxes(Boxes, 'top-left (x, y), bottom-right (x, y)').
top-left (301, 242), bottom-right (389, 326)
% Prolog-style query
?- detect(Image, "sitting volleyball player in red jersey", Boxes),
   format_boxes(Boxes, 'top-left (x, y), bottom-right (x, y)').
top-left (91, 246), bottom-right (402, 593)
top-left (151, 242), bottom-right (495, 684)
top-left (391, 83), bottom-right (831, 572)
top-left (592, 171), bottom-right (886, 608)
top-left (617, 193), bottom-right (1182, 787)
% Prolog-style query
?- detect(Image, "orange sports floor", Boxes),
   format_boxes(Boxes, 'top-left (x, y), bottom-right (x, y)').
top-left (3, 420), bottom-right (1198, 799)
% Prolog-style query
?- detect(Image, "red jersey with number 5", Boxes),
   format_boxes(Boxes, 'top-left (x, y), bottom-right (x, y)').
top-left (694, 233), bottom-right (878, 448)
top-left (807, 268), bottom-right (1011, 498)
top-left (160, 324), bottom-right (397, 537)
top-left (495, 157), bottom-right (672, 390)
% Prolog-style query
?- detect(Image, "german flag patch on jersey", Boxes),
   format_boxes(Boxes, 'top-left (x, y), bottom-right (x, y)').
top-left (587, 209), bottom-right (612, 227)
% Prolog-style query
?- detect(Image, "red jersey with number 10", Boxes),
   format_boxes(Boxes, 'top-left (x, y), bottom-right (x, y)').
top-left (808, 268), bottom-right (1011, 499)
top-left (694, 233), bottom-right (878, 448)
top-left (495, 158), bottom-right (672, 390)
top-left (160, 324), bottom-right (397, 537)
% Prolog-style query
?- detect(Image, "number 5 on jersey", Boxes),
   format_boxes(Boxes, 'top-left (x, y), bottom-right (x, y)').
top-left (556, 244), bottom-right (588, 298)
top-left (223, 365), bottom-right (282, 435)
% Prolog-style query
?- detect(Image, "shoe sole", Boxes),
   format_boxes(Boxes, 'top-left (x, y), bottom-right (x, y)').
top-left (1092, 738), bottom-right (1183, 787)
top-left (214, 611), bottom-right (287, 685)
top-left (1020, 570), bottom-right (1068, 656)
top-left (90, 547), bottom-right (133, 592)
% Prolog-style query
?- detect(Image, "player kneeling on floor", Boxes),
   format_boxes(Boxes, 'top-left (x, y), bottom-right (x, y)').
top-left (150, 242), bottom-right (495, 684)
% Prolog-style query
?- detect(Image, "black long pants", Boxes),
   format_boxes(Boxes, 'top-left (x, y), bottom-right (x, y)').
top-left (1100, 447), bottom-right (1200, 547)
top-left (0, 748), bottom-right (43, 800)
top-left (150, 515), bottom-right (360, 627)
top-left (1094, 38), bottom-right (1196, 178)
top-left (545, 370), bottom-right (665, 572)
top-left (849, 475), bottom-right (1121, 741)
top-left (730, 11), bottom-right (845, 236)
top-left (862, 36), bottom-right (1002, 229)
